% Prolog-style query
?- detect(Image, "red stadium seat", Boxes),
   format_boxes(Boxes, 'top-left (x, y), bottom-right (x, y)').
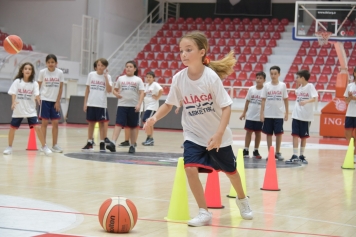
top-left (159, 61), bottom-right (168, 69)
top-left (261, 18), bottom-right (269, 25)
top-left (251, 18), bottom-right (260, 25)
top-left (223, 18), bottom-right (231, 24)
top-left (174, 31), bottom-right (182, 38)
top-left (318, 74), bottom-right (329, 83)
top-left (165, 31), bottom-right (173, 37)
top-left (217, 38), bottom-right (226, 46)
top-left (329, 48), bottom-right (337, 57)
top-left (242, 32), bottom-right (250, 39)
top-left (180, 24), bottom-right (188, 31)
top-left (162, 86), bottom-right (170, 95)
top-left (233, 63), bottom-right (241, 71)
top-left (158, 38), bottom-right (167, 44)
top-left (226, 24), bottom-right (236, 31)
top-left (262, 32), bottom-right (271, 39)
top-left (223, 80), bottom-right (231, 86)
top-left (247, 39), bottom-right (256, 47)
top-left (344, 41), bottom-right (353, 49)
top-left (186, 17), bottom-right (194, 23)
top-left (149, 60), bottom-right (158, 68)
top-left (325, 57), bottom-right (335, 65)
top-left (152, 44), bottom-right (161, 51)
top-left (237, 25), bottom-right (245, 31)
top-left (232, 18), bottom-right (241, 24)
top-left (259, 55), bottom-right (268, 64)
top-left (301, 41), bottom-right (310, 48)
top-left (242, 18), bottom-right (250, 24)
top-left (146, 52), bottom-right (154, 60)
top-left (163, 69), bottom-right (172, 77)
top-left (167, 17), bottom-right (175, 23)
top-left (304, 56), bottom-right (314, 64)
top-left (293, 56), bottom-right (303, 64)
top-left (136, 52), bottom-right (145, 60)
top-left (311, 65), bottom-right (321, 74)
top-left (315, 83), bottom-right (324, 90)
top-left (169, 61), bottom-right (178, 69)
top-left (156, 52), bottom-right (165, 60)
top-left (248, 55), bottom-right (257, 63)
top-left (149, 37), bottom-right (158, 44)
top-left (227, 72), bottom-right (237, 80)
top-left (198, 24), bottom-right (207, 31)
top-left (237, 39), bottom-right (246, 47)
top-left (289, 64), bottom-right (299, 73)
top-left (237, 72), bottom-right (248, 80)
top-left (143, 44), bottom-right (151, 51)
top-left (308, 48), bottom-right (317, 56)
top-left (256, 25), bottom-right (265, 32)
top-left (211, 46), bottom-right (221, 54)
top-left (157, 77), bottom-right (165, 84)
top-left (176, 17), bottom-right (185, 23)
top-left (238, 55), bottom-right (247, 63)
top-left (281, 18), bottom-right (289, 25)
top-left (253, 47), bottom-right (262, 55)
top-left (162, 45), bottom-right (171, 53)
top-left (326, 83), bottom-right (335, 90)
top-left (217, 24), bottom-right (226, 31)
top-left (318, 48), bottom-right (328, 57)
top-left (308, 74), bottom-right (316, 83)
top-left (254, 63), bottom-right (263, 72)
top-left (300, 65), bottom-right (310, 71)
top-left (233, 80), bottom-right (242, 87)
top-left (205, 17), bottom-right (213, 24)
top-left (227, 38), bottom-right (236, 46)
top-left (314, 57), bottom-right (325, 65)
top-left (233, 46), bottom-right (241, 54)
top-left (276, 25), bottom-right (285, 32)
top-left (214, 17), bottom-right (222, 24)
top-left (208, 24), bottom-right (216, 31)
top-left (321, 92), bottom-right (333, 102)
top-left (268, 39), bottom-right (277, 47)
top-left (154, 69), bottom-right (162, 77)
top-left (237, 89), bottom-right (248, 98)
top-left (195, 17), bottom-right (203, 24)
top-left (246, 25), bottom-right (255, 32)
top-left (288, 91), bottom-right (296, 101)
top-left (311, 41), bottom-right (319, 48)
top-left (222, 46), bottom-right (231, 54)
top-left (221, 31), bottom-right (231, 39)
top-left (165, 53), bottom-right (174, 61)
top-left (297, 48), bottom-right (307, 56)
top-left (266, 25), bottom-right (275, 32)
top-left (243, 63), bottom-right (253, 72)
top-left (257, 39), bottom-right (267, 47)
top-left (212, 31), bottom-right (221, 38)
top-left (263, 47), bottom-right (272, 55)
top-left (322, 65), bottom-right (332, 74)
top-left (271, 18), bottom-right (279, 25)
top-left (242, 46), bottom-right (252, 55)
top-left (244, 81), bottom-right (253, 87)
top-left (272, 32), bottom-right (281, 40)
top-left (284, 73), bottom-right (294, 82)
top-left (139, 60), bottom-right (148, 68)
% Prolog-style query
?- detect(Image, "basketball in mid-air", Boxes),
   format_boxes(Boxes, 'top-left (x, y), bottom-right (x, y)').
top-left (3, 35), bottom-right (23, 54)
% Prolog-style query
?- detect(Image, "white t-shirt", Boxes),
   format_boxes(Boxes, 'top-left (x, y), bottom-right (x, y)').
top-left (86, 71), bottom-right (112, 108)
top-left (261, 81), bottom-right (288, 118)
top-left (166, 67), bottom-right (233, 147)
top-left (292, 83), bottom-right (318, 121)
top-left (37, 68), bottom-right (64, 102)
top-left (115, 75), bottom-right (144, 107)
top-left (144, 82), bottom-right (163, 111)
top-left (344, 82), bottom-right (356, 117)
top-left (245, 86), bottom-right (263, 121)
top-left (8, 79), bottom-right (39, 118)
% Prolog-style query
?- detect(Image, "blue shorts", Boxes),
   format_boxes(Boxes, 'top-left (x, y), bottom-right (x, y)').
top-left (244, 120), bottom-right (263, 132)
top-left (292, 119), bottom-right (310, 138)
top-left (11, 117), bottom-right (39, 129)
top-left (86, 106), bottom-right (109, 122)
top-left (183, 140), bottom-right (237, 174)
top-left (345, 116), bottom-right (356, 129)
top-left (39, 100), bottom-right (61, 120)
top-left (262, 118), bottom-right (284, 136)
top-left (142, 110), bottom-right (156, 123)
top-left (116, 106), bottom-right (139, 128)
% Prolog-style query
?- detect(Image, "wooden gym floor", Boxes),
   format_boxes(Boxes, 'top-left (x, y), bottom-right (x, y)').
top-left (0, 124), bottom-right (355, 237)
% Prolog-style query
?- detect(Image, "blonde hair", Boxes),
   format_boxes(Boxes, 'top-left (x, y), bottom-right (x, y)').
top-left (179, 31), bottom-right (236, 79)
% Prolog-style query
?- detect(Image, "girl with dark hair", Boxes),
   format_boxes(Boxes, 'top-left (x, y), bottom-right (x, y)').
top-left (4, 63), bottom-right (52, 156)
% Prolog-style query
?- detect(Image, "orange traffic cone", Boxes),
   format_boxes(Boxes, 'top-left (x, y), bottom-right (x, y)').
top-left (260, 146), bottom-right (280, 191)
top-left (26, 128), bottom-right (38, 151)
top-left (204, 170), bottom-right (224, 209)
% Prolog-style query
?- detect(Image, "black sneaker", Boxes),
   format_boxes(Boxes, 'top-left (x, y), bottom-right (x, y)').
top-left (106, 141), bottom-right (116, 152)
top-left (128, 145), bottom-right (135, 153)
top-left (82, 142), bottom-right (93, 152)
top-left (285, 155), bottom-right (299, 164)
top-left (142, 136), bottom-right (149, 145)
top-left (99, 142), bottom-right (106, 152)
top-left (134, 143), bottom-right (137, 147)
top-left (243, 149), bottom-right (249, 158)
top-left (143, 138), bottom-right (154, 146)
top-left (252, 150), bottom-right (262, 159)
top-left (104, 137), bottom-right (112, 144)
top-left (119, 141), bottom-right (130, 147)
top-left (299, 155), bottom-right (308, 164)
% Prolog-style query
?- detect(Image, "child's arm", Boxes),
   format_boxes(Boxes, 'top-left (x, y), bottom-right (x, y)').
top-left (152, 89), bottom-right (163, 100)
top-left (54, 82), bottom-right (63, 112)
top-left (83, 86), bottom-right (89, 112)
top-left (299, 97), bottom-right (316, 106)
top-left (260, 98), bottom-right (266, 122)
top-left (240, 100), bottom-right (249, 120)
top-left (175, 100), bottom-right (183, 114)
top-left (283, 98), bottom-right (289, 121)
top-left (104, 70), bottom-right (112, 93)
top-left (135, 90), bottom-right (145, 112)
top-left (11, 94), bottom-right (17, 110)
top-left (207, 105), bottom-right (231, 152)
top-left (35, 95), bottom-right (41, 105)
top-left (346, 91), bottom-right (356, 104)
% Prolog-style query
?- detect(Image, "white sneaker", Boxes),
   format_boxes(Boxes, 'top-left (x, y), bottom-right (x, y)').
top-left (39, 147), bottom-right (43, 152)
top-left (236, 197), bottom-right (253, 220)
top-left (187, 208), bottom-right (212, 227)
top-left (3, 146), bottom-right (12, 155)
top-left (52, 144), bottom-right (63, 153)
top-left (42, 145), bottom-right (53, 156)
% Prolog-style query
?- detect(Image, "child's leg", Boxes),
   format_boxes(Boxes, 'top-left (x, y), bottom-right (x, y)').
top-left (185, 167), bottom-right (207, 210)
top-left (8, 127), bottom-right (16, 146)
top-left (266, 135), bottom-right (272, 151)
top-left (129, 127), bottom-right (138, 145)
top-left (225, 172), bottom-right (246, 199)
top-left (293, 136), bottom-right (299, 155)
top-left (245, 131), bottom-right (252, 149)
top-left (146, 124), bottom-right (153, 137)
top-left (124, 127), bottom-right (130, 141)
top-left (88, 122), bottom-right (95, 140)
top-left (111, 125), bottom-right (122, 142)
top-left (276, 134), bottom-right (282, 153)
top-left (41, 119), bottom-right (49, 142)
top-left (52, 119), bottom-right (59, 146)
top-left (35, 126), bottom-right (46, 147)
top-left (99, 121), bottom-right (105, 140)
top-left (254, 131), bottom-right (261, 149)
top-left (103, 121), bottom-right (109, 139)
top-left (300, 138), bottom-right (306, 156)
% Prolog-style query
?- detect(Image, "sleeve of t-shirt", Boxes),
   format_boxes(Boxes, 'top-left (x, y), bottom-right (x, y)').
top-left (85, 73), bottom-right (91, 86)
top-left (282, 83), bottom-right (288, 99)
top-left (115, 77), bottom-right (121, 89)
top-left (261, 85), bottom-right (267, 98)
top-left (107, 75), bottom-right (113, 86)
top-left (211, 77), bottom-right (232, 108)
top-left (154, 83), bottom-right (163, 95)
top-left (34, 82), bottom-right (40, 96)
top-left (310, 84), bottom-right (318, 98)
top-left (344, 84), bottom-right (350, 97)
top-left (165, 77), bottom-right (182, 107)
top-left (59, 70), bottom-right (64, 82)
top-left (138, 78), bottom-right (145, 91)
top-left (37, 70), bottom-right (44, 82)
top-left (8, 79), bottom-right (19, 95)
top-left (245, 87), bottom-right (252, 101)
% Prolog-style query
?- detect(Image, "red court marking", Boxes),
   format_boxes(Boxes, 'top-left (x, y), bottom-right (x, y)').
top-left (0, 206), bottom-right (341, 237)
top-left (35, 234), bottom-right (84, 237)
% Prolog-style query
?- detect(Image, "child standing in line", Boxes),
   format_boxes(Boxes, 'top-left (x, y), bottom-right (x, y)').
top-left (285, 70), bottom-right (318, 164)
top-left (106, 60), bottom-right (144, 154)
top-left (38, 54), bottom-right (64, 153)
top-left (3, 63), bottom-right (52, 156)
top-left (82, 58), bottom-right (112, 152)
top-left (142, 71), bottom-right (163, 146)
top-left (260, 66), bottom-right (289, 160)
top-left (344, 67), bottom-right (356, 163)
top-left (240, 71), bottom-right (266, 159)
top-left (145, 31), bottom-right (252, 227)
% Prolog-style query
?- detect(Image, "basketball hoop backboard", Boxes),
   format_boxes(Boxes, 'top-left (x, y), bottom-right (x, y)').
top-left (293, 1), bottom-right (356, 42)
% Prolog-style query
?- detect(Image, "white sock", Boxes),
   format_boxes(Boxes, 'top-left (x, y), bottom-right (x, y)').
top-left (88, 139), bottom-right (93, 143)
top-left (293, 148), bottom-right (298, 155)
top-left (300, 147), bottom-right (305, 156)
top-left (244, 147), bottom-right (248, 151)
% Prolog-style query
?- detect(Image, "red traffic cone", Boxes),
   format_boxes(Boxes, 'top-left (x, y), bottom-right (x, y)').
top-left (260, 146), bottom-right (280, 191)
top-left (204, 170), bottom-right (224, 209)
top-left (26, 128), bottom-right (38, 151)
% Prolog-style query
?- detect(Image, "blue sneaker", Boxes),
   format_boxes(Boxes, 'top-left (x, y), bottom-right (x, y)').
top-left (299, 155), bottom-right (308, 164)
top-left (285, 155), bottom-right (299, 164)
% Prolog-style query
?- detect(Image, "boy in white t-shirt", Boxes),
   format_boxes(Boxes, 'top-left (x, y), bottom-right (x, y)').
top-left (142, 71), bottom-right (163, 146)
top-left (240, 71), bottom-right (265, 159)
top-left (260, 66), bottom-right (289, 161)
top-left (285, 70), bottom-right (318, 164)
top-left (82, 58), bottom-right (113, 152)
top-left (344, 66), bottom-right (356, 163)
top-left (38, 54), bottom-right (64, 153)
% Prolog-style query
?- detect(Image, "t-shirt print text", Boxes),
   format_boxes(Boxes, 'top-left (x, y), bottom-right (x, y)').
top-left (296, 92), bottom-right (310, 103)
top-left (250, 94), bottom-right (261, 105)
top-left (90, 80), bottom-right (106, 91)
top-left (17, 88), bottom-right (33, 100)
top-left (44, 77), bottom-right (60, 88)
top-left (267, 90), bottom-right (283, 101)
top-left (184, 93), bottom-right (215, 116)
top-left (121, 81), bottom-right (137, 91)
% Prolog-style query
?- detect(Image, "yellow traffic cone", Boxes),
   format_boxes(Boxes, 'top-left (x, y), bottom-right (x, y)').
top-left (95, 122), bottom-right (99, 128)
top-left (341, 138), bottom-right (355, 170)
top-left (227, 149), bottom-right (247, 198)
top-left (165, 157), bottom-right (190, 222)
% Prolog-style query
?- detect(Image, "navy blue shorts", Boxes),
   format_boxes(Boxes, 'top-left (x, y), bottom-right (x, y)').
top-left (11, 117), bottom-right (39, 129)
top-left (345, 116), bottom-right (356, 129)
top-left (183, 140), bottom-right (236, 174)
top-left (244, 120), bottom-right (263, 132)
top-left (39, 100), bottom-right (61, 120)
top-left (292, 119), bottom-right (310, 138)
top-left (262, 118), bottom-right (284, 136)
top-left (86, 106), bottom-right (109, 122)
top-left (142, 110), bottom-right (156, 123)
top-left (116, 106), bottom-right (139, 128)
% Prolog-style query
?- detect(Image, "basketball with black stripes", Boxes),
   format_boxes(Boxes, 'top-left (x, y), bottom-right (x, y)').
top-left (98, 197), bottom-right (138, 233)
top-left (4, 35), bottom-right (23, 54)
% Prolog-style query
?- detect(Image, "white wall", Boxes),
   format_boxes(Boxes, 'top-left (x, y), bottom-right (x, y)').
top-left (0, 0), bottom-right (88, 59)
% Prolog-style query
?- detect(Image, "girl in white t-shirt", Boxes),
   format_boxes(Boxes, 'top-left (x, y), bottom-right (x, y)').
top-left (3, 63), bottom-right (52, 156)
top-left (142, 71), bottom-right (163, 146)
top-left (344, 67), bottom-right (356, 163)
top-left (38, 54), bottom-right (64, 153)
top-left (144, 31), bottom-right (252, 227)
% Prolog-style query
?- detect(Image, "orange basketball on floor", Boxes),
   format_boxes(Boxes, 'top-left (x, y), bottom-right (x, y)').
top-left (3, 35), bottom-right (23, 54)
top-left (98, 197), bottom-right (138, 233)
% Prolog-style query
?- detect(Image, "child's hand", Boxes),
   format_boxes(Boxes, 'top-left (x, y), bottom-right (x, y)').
top-left (152, 95), bottom-right (158, 100)
top-left (175, 107), bottom-right (180, 114)
top-left (260, 114), bottom-right (264, 122)
top-left (54, 102), bottom-right (60, 112)
top-left (284, 113), bottom-right (288, 121)
top-left (83, 104), bottom-right (87, 112)
top-left (11, 101), bottom-right (18, 110)
top-left (135, 104), bottom-right (141, 112)
top-left (299, 101), bottom-right (307, 106)
top-left (104, 69), bottom-right (109, 78)
top-left (115, 93), bottom-right (122, 99)
top-left (143, 117), bottom-right (157, 132)
top-left (239, 113), bottom-right (245, 120)
top-left (207, 133), bottom-right (223, 152)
